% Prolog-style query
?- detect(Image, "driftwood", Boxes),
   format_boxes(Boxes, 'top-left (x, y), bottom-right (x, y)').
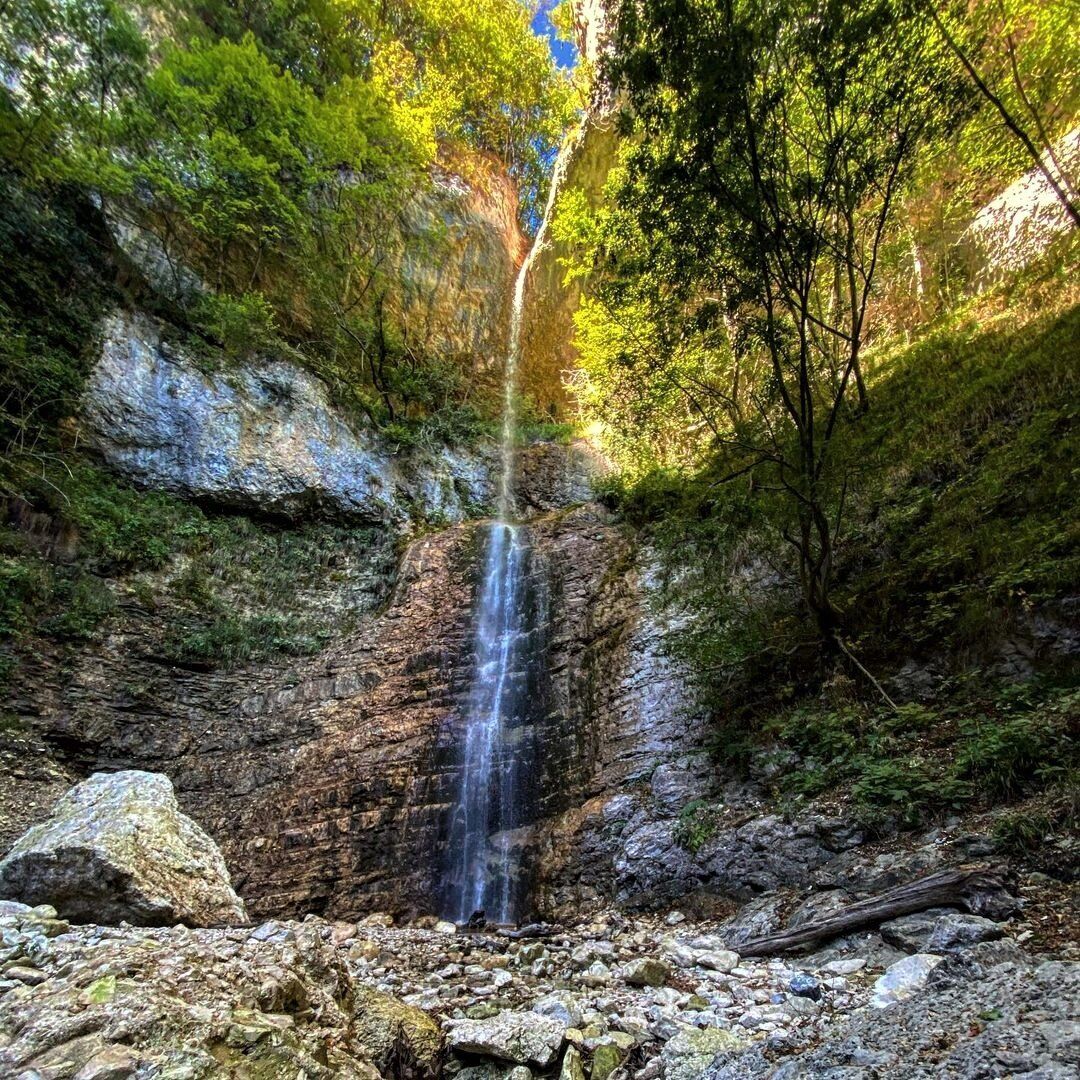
top-left (736, 864), bottom-right (1017, 957)
top-left (498, 922), bottom-right (563, 940)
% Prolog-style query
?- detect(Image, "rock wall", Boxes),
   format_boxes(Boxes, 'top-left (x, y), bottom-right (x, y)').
top-left (3, 491), bottom-right (709, 921)
top-left (82, 310), bottom-right (603, 528)
top-left (105, 148), bottom-right (526, 370)
top-left (394, 152), bottom-right (528, 368)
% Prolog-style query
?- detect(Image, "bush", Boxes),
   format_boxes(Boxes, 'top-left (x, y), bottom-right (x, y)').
top-left (673, 799), bottom-right (722, 853)
top-left (192, 292), bottom-right (280, 360)
top-left (167, 613), bottom-right (330, 668)
top-left (43, 574), bottom-right (116, 640)
top-left (956, 712), bottom-right (1072, 798)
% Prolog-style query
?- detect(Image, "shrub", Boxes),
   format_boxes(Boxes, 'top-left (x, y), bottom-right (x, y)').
top-left (674, 799), bottom-right (722, 853)
top-left (955, 713), bottom-right (1068, 798)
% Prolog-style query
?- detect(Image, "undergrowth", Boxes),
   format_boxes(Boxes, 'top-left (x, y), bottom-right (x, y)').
top-left (0, 459), bottom-right (394, 680)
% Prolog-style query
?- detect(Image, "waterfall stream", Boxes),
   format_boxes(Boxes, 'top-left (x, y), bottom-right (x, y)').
top-left (442, 203), bottom-right (555, 925)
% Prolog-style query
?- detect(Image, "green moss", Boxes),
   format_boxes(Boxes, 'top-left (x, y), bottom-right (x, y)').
top-left (1, 457), bottom-right (395, 678)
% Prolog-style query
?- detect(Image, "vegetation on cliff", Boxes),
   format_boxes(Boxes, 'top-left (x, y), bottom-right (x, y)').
top-left (0, 0), bottom-right (573, 478)
top-left (555, 0), bottom-right (1078, 839)
top-left (0, 0), bottom-right (576, 680)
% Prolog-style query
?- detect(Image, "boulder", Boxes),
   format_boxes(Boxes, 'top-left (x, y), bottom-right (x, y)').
top-left (621, 956), bottom-right (670, 987)
top-left (660, 1026), bottom-right (748, 1080)
top-left (446, 1011), bottom-right (565, 1068)
top-left (559, 1045), bottom-right (586, 1080)
top-left (351, 985), bottom-right (442, 1077)
top-left (0, 771), bottom-right (248, 927)
top-left (870, 953), bottom-right (944, 1009)
top-left (881, 910), bottom-right (1003, 955)
top-left (591, 1042), bottom-right (623, 1080)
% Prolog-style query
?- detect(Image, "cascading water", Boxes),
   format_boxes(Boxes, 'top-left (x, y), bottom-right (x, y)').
top-left (442, 208), bottom-right (554, 925)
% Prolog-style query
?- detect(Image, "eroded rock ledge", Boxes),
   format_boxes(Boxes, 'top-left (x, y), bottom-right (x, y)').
top-left (82, 310), bottom-right (605, 528)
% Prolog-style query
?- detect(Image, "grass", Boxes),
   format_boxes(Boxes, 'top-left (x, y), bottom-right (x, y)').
top-left (665, 680), bottom-right (1079, 847)
top-left (618, 256), bottom-right (1080, 838)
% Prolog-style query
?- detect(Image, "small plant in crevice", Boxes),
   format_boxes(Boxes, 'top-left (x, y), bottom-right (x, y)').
top-left (674, 799), bottom-right (723, 854)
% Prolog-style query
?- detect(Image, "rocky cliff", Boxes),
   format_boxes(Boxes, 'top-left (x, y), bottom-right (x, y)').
top-left (3, 477), bottom-right (709, 921)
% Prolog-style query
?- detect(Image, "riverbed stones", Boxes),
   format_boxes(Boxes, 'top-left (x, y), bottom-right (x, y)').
top-left (0, 918), bottom-right (423, 1077)
top-left (446, 1010), bottom-right (566, 1067)
top-left (621, 956), bottom-right (670, 987)
top-left (0, 770), bottom-right (248, 927)
top-left (661, 1026), bottom-right (748, 1080)
top-left (559, 1045), bottom-right (586, 1080)
top-left (533, 991), bottom-right (584, 1028)
top-left (871, 953), bottom-right (944, 1008)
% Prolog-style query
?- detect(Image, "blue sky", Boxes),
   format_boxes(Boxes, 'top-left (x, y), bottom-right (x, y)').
top-left (531, 0), bottom-right (578, 69)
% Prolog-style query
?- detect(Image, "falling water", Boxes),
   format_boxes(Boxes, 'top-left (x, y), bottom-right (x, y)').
top-left (442, 201), bottom-right (555, 925)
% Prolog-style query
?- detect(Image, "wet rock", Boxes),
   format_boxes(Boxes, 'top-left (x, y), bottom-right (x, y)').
top-left (446, 1011), bottom-right (566, 1068)
top-left (787, 973), bottom-right (821, 1001)
top-left (871, 953), bottom-right (944, 1009)
top-left (0, 770), bottom-right (247, 927)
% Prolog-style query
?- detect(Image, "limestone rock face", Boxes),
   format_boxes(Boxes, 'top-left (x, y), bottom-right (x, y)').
top-left (103, 151), bottom-right (525, 367)
top-left (83, 310), bottom-right (497, 527)
top-left (0, 770), bottom-right (248, 928)
top-left (964, 127), bottom-right (1080, 282)
top-left (396, 156), bottom-right (527, 367)
top-left (82, 311), bottom-right (606, 529)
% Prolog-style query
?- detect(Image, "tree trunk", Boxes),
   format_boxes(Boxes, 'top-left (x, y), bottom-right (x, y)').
top-left (735, 864), bottom-right (1016, 956)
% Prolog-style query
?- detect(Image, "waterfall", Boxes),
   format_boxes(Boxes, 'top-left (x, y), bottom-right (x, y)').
top-left (442, 190), bottom-right (559, 925)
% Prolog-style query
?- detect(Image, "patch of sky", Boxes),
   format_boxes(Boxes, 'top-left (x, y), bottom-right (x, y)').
top-left (531, 0), bottom-right (577, 69)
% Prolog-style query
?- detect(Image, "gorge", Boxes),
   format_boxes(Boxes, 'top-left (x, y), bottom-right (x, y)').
top-left (0, 0), bottom-right (1077, 1076)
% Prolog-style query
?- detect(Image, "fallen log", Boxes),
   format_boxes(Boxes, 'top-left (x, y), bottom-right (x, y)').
top-left (735, 863), bottom-right (1017, 957)
top-left (498, 922), bottom-right (563, 940)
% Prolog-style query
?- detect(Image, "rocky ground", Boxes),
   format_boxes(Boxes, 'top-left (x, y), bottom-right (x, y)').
top-left (1, 896), bottom-right (1076, 1079)
top-left (0, 770), bottom-right (1075, 1078)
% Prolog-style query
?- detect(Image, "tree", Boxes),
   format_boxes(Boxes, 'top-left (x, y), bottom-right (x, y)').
top-left (927, 0), bottom-right (1080, 228)
top-left (588, 0), bottom-right (958, 658)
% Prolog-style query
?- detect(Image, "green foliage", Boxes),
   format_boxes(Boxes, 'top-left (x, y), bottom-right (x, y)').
top-left (166, 613), bottom-right (330, 667)
top-left (673, 799), bottom-right (722, 853)
top-left (43, 575), bottom-right (117, 640)
top-left (956, 707), bottom-right (1075, 799)
top-left (192, 292), bottom-right (280, 360)
top-left (0, 177), bottom-right (114, 472)
top-left (737, 681), bottom-right (1079, 831)
top-left (0, 0), bottom-right (572, 453)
